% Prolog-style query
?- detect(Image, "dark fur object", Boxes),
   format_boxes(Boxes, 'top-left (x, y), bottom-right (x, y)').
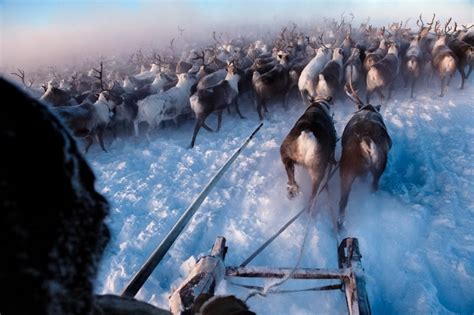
top-left (0, 78), bottom-right (110, 314)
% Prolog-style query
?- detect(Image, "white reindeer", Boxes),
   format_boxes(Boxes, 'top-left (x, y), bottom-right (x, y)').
top-left (134, 73), bottom-right (197, 137)
top-left (298, 47), bottom-right (332, 103)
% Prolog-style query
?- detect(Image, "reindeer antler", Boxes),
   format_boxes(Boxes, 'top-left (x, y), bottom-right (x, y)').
top-left (93, 62), bottom-right (105, 91)
top-left (11, 69), bottom-right (34, 88)
top-left (192, 49), bottom-right (208, 67)
top-left (318, 33), bottom-right (329, 49)
top-left (461, 24), bottom-right (474, 31)
top-left (150, 51), bottom-right (169, 69)
top-left (444, 17), bottom-right (453, 34)
top-left (425, 13), bottom-right (436, 32)
top-left (170, 38), bottom-right (175, 52)
top-left (212, 31), bottom-right (222, 44)
top-left (344, 75), bottom-right (365, 108)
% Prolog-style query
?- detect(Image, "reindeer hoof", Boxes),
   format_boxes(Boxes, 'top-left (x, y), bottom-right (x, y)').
top-left (287, 184), bottom-right (300, 199)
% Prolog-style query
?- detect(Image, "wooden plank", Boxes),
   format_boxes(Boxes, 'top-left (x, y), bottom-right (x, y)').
top-left (338, 237), bottom-right (371, 315)
top-left (169, 237), bottom-right (227, 315)
top-left (226, 266), bottom-right (350, 280)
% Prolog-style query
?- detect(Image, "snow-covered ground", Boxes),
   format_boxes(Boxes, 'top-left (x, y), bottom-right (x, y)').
top-left (90, 76), bottom-right (474, 314)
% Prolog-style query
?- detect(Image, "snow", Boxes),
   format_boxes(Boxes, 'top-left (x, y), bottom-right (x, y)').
top-left (90, 76), bottom-right (474, 314)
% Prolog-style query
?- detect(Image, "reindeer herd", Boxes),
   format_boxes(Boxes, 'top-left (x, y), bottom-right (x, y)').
top-left (9, 14), bottom-right (473, 228)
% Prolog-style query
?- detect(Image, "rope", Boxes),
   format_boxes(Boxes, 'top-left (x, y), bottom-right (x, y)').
top-left (235, 162), bottom-right (341, 302)
top-left (244, 214), bottom-right (312, 302)
top-left (239, 162), bottom-right (340, 267)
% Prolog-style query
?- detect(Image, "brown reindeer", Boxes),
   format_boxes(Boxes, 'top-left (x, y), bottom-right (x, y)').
top-left (252, 51), bottom-right (292, 120)
top-left (280, 96), bottom-right (337, 202)
top-left (448, 24), bottom-right (474, 89)
top-left (189, 62), bottom-right (241, 148)
top-left (403, 34), bottom-right (423, 98)
top-left (432, 18), bottom-right (458, 96)
top-left (338, 84), bottom-right (392, 230)
top-left (366, 43), bottom-right (399, 102)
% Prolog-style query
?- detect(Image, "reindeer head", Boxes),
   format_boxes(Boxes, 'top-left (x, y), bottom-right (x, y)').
top-left (333, 48), bottom-right (344, 60)
top-left (277, 51), bottom-right (290, 65)
top-left (226, 60), bottom-right (238, 76)
top-left (387, 42), bottom-right (399, 55)
top-left (308, 96), bottom-right (332, 115)
top-left (46, 80), bottom-right (58, 90)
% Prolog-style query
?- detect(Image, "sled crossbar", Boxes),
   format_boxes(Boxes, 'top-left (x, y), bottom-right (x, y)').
top-left (169, 236), bottom-right (371, 315)
top-left (226, 266), bottom-right (350, 280)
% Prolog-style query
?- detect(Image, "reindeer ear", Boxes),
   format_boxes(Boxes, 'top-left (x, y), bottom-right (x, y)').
top-left (375, 105), bottom-right (382, 112)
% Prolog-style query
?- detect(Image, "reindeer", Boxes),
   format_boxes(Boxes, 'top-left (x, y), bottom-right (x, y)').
top-left (447, 23), bottom-right (474, 89)
top-left (403, 34), bottom-right (423, 98)
top-left (363, 39), bottom-right (388, 72)
top-left (109, 93), bottom-right (139, 138)
top-left (432, 18), bottom-right (458, 96)
top-left (40, 81), bottom-right (74, 107)
top-left (252, 51), bottom-right (291, 120)
top-left (53, 91), bottom-right (119, 152)
top-left (338, 83), bottom-right (392, 230)
top-left (189, 62), bottom-right (241, 148)
top-left (298, 45), bottom-right (332, 104)
top-left (280, 96), bottom-right (337, 202)
top-left (196, 69), bottom-right (227, 91)
top-left (134, 73), bottom-right (197, 137)
top-left (366, 43), bottom-right (399, 102)
top-left (315, 48), bottom-right (344, 100)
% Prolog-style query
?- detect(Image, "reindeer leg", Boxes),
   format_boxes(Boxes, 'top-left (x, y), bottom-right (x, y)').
top-left (300, 90), bottom-right (307, 105)
top-left (376, 88), bottom-right (385, 101)
top-left (447, 73), bottom-right (454, 87)
top-left (189, 117), bottom-right (204, 148)
top-left (173, 116), bottom-right (180, 128)
top-left (134, 121), bottom-right (140, 137)
top-left (366, 89), bottom-right (373, 103)
top-left (466, 65), bottom-right (472, 79)
top-left (283, 90), bottom-right (290, 111)
top-left (410, 78), bottom-right (416, 98)
top-left (84, 136), bottom-right (94, 154)
top-left (263, 99), bottom-right (269, 113)
top-left (216, 111), bottom-right (223, 132)
top-left (388, 82), bottom-right (394, 99)
top-left (439, 76), bottom-right (446, 97)
top-left (458, 65), bottom-right (466, 89)
top-left (403, 72), bottom-right (409, 89)
top-left (96, 131), bottom-right (108, 153)
top-left (202, 122), bottom-right (213, 132)
top-left (282, 156), bottom-right (299, 199)
top-left (234, 98), bottom-right (245, 119)
top-left (309, 168), bottom-right (323, 205)
top-left (256, 98), bottom-right (264, 121)
top-left (371, 151), bottom-right (388, 192)
top-left (338, 169), bottom-right (356, 231)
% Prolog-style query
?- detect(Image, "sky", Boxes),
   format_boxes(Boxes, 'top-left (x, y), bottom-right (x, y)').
top-left (1, 0), bottom-right (472, 70)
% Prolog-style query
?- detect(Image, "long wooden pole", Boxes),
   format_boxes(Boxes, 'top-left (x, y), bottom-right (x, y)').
top-left (121, 123), bottom-right (263, 298)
